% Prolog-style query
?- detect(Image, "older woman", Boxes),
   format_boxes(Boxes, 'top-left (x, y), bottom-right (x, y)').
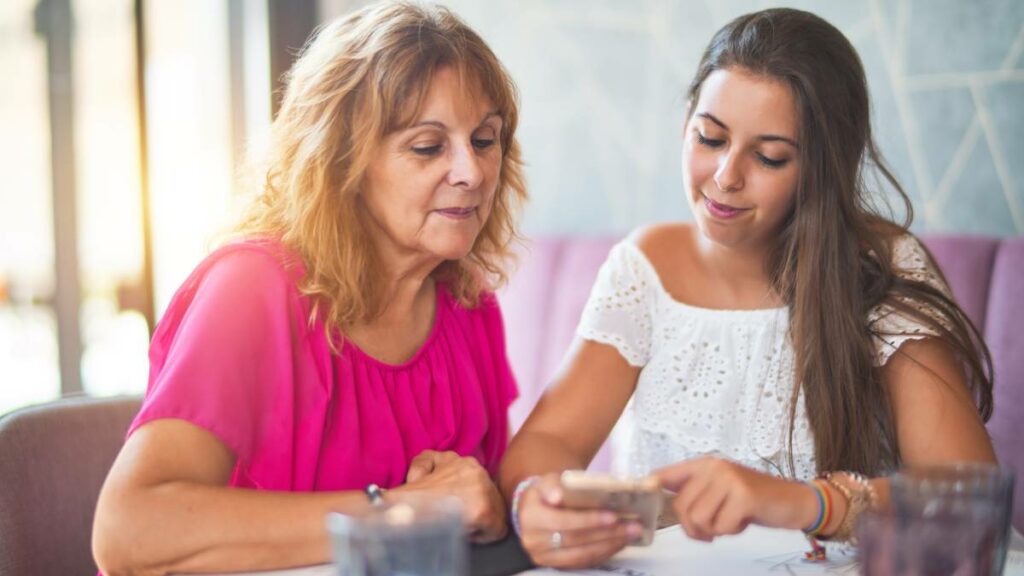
top-left (92, 2), bottom-right (526, 574)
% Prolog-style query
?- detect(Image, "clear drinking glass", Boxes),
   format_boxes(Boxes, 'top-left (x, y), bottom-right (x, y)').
top-left (860, 463), bottom-right (1015, 576)
top-left (858, 504), bottom-right (1005, 576)
top-left (326, 496), bottom-right (467, 576)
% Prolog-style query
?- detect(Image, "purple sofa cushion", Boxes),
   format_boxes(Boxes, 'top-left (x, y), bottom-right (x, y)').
top-left (542, 238), bottom-right (620, 471)
top-left (982, 237), bottom-right (1024, 531)
top-left (500, 236), bottom-right (619, 470)
top-left (502, 238), bottom-right (566, 430)
top-left (921, 235), bottom-right (1000, 331)
top-left (540, 238), bottom-right (621, 382)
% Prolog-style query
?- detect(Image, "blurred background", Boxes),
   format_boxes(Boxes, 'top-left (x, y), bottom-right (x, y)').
top-left (1, 0), bottom-right (1021, 416)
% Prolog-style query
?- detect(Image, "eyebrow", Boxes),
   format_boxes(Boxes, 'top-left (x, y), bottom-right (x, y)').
top-left (697, 112), bottom-right (799, 149)
top-left (410, 110), bottom-right (502, 130)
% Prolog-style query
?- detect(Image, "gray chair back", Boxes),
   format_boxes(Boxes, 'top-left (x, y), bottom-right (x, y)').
top-left (0, 395), bottom-right (141, 576)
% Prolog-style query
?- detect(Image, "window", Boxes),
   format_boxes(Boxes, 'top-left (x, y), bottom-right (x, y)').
top-left (0, 0), bottom-right (274, 415)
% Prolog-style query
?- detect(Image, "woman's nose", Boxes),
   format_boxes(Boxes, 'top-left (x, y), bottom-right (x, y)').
top-left (447, 142), bottom-right (484, 189)
top-left (713, 152), bottom-right (744, 193)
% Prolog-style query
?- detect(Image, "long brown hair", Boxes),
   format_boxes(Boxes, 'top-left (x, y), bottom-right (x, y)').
top-left (687, 8), bottom-right (993, 476)
top-left (235, 1), bottom-right (527, 342)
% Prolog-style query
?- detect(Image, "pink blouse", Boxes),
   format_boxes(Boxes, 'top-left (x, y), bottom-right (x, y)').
top-left (127, 239), bottom-right (518, 491)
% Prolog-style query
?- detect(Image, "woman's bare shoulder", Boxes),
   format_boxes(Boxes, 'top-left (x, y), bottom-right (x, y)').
top-left (628, 222), bottom-right (699, 277)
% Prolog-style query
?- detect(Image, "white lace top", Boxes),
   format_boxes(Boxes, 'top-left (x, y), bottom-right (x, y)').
top-left (577, 234), bottom-right (949, 480)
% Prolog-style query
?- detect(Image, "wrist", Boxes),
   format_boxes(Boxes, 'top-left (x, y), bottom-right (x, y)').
top-left (793, 481), bottom-right (824, 531)
top-left (510, 476), bottom-right (540, 537)
top-left (819, 481), bottom-right (848, 537)
top-left (816, 471), bottom-right (874, 543)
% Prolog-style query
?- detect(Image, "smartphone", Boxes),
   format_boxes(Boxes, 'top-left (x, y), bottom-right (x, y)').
top-left (558, 470), bottom-right (663, 545)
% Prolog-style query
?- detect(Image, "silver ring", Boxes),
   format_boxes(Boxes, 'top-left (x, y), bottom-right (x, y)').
top-left (550, 530), bottom-right (563, 550)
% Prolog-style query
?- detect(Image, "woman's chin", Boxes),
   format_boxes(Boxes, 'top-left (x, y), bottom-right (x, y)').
top-left (695, 216), bottom-right (747, 248)
top-left (428, 241), bottom-right (476, 263)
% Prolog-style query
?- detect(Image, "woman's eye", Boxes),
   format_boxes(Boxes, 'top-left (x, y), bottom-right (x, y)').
top-left (757, 153), bottom-right (788, 169)
top-left (472, 138), bottom-right (496, 150)
top-left (411, 144), bottom-right (443, 156)
top-left (696, 132), bottom-right (725, 148)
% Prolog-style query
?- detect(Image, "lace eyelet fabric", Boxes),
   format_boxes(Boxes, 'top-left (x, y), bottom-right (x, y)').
top-left (868, 236), bottom-right (951, 366)
top-left (577, 235), bottom-right (949, 481)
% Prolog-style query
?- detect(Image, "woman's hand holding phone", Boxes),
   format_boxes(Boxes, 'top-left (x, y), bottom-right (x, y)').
top-left (514, 472), bottom-right (649, 569)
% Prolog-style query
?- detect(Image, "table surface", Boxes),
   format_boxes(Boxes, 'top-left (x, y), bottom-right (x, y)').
top-left (190, 525), bottom-right (1024, 576)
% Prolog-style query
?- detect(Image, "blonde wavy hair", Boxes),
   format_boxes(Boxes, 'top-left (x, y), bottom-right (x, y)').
top-left (235, 1), bottom-right (527, 343)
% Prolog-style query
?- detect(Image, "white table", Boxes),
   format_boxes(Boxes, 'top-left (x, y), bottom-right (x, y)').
top-left (521, 525), bottom-right (859, 576)
top-left (193, 525), bottom-right (1024, 576)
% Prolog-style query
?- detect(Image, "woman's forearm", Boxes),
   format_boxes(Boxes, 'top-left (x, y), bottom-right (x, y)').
top-left (499, 430), bottom-right (590, 500)
top-left (93, 481), bottom-right (368, 575)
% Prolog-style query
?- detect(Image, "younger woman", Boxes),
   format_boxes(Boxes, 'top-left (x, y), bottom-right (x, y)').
top-left (501, 8), bottom-right (996, 569)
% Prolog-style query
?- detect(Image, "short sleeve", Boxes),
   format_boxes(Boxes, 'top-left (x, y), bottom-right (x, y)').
top-left (129, 245), bottom-right (309, 471)
top-left (575, 241), bottom-right (657, 367)
top-left (868, 235), bottom-right (952, 366)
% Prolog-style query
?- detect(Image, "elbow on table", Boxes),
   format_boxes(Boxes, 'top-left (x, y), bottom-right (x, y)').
top-left (92, 488), bottom-right (170, 576)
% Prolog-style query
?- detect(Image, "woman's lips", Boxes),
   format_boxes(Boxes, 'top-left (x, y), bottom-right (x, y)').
top-left (435, 207), bottom-right (476, 219)
top-left (703, 194), bottom-right (750, 220)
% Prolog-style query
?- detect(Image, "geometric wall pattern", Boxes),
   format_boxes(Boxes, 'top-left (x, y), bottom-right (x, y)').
top-left (321, 0), bottom-right (1024, 237)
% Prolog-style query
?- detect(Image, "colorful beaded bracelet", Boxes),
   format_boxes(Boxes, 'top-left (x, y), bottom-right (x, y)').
top-left (802, 479), bottom-right (832, 562)
top-left (802, 480), bottom-right (832, 536)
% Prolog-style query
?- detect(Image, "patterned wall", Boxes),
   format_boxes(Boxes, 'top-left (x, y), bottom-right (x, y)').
top-left (321, 0), bottom-right (1024, 237)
